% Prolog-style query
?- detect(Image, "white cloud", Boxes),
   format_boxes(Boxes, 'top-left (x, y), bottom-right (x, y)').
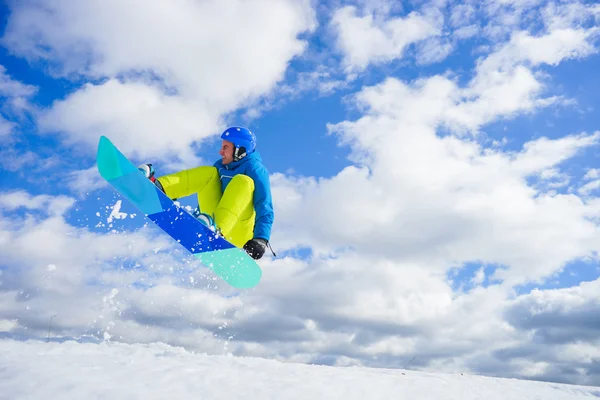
top-left (480, 0), bottom-right (600, 51)
top-left (327, 9), bottom-right (598, 136)
top-left (0, 115), bottom-right (15, 136)
top-left (0, 190), bottom-right (236, 350)
top-left (241, 66), bottom-right (350, 121)
top-left (0, 319), bottom-right (18, 332)
top-left (329, 1), bottom-right (599, 75)
top-left (542, 1), bottom-right (600, 31)
top-left (0, 190), bottom-right (75, 216)
top-left (3, 0), bottom-right (316, 84)
top-left (0, 191), bottom-right (171, 272)
top-left (482, 0), bottom-right (545, 41)
top-left (331, 6), bottom-right (440, 71)
top-left (579, 180), bottom-right (600, 196)
top-left (500, 28), bottom-right (596, 67)
top-left (471, 267), bottom-right (485, 286)
top-left (446, 20), bottom-right (598, 132)
top-left (449, 4), bottom-right (476, 28)
top-left (66, 166), bottom-right (107, 196)
top-left (3, 0), bottom-right (317, 157)
top-left (415, 38), bottom-right (455, 65)
top-left (0, 65), bottom-right (37, 137)
top-left (539, 168), bottom-right (562, 180)
top-left (0, 65), bottom-right (36, 99)
top-left (38, 79), bottom-right (215, 161)
top-left (584, 169), bottom-right (600, 180)
top-left (269, 70), bottom-right (600, 288)
top-left (537, 168), bottom-right (571, 189)
top-left (449, 65), bottom-right (551, 132)
top-left (511, 133), bottom-right (600, 176)
top-left (504, 279), bottom-right (600, 384)
top-left (286, 68), bottom-right (349, 98)
top-left (453, 25), bottom-right (479, 40)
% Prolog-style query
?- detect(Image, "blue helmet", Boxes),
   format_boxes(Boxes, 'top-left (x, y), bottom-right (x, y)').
top-left (220, 126), bottom-right (256, 161)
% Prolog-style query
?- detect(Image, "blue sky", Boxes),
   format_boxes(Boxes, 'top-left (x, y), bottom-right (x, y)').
top-left (1, 0), bottom-right (600, 387)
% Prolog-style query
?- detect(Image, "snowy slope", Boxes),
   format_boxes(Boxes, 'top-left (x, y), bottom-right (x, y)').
top-left (0, 339), bottom-right (597, 400)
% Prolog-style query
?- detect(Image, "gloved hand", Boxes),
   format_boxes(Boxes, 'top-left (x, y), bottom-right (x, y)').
top-left (138, 163), bottom-right (156, 182)
top-left (138, 163), bottom-right (165, 193)
top-left (243, 238), bottom-right (268, 260)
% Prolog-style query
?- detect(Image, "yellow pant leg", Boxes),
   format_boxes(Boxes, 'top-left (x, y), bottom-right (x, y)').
top-left (215, 175), bottom-right (255, 248)
top-left (158, 166), bottom-right (221, 205)
top-left (194, 167), bottom-right (222, 216)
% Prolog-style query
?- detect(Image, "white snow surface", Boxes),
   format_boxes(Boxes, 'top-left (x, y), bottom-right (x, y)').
top-left (1, 339), bottom-right (598, 400)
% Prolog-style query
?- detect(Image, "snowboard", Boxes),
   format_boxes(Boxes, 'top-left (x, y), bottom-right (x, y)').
top-left (96, 135), bottom-right (262, 289)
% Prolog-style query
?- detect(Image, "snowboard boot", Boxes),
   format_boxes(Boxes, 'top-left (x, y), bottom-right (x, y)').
top-left (193, 209), bottom-right (218, 233)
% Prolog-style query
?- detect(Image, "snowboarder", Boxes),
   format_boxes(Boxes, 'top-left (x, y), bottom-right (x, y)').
top-left (139, 126), bottom-right (274, 260)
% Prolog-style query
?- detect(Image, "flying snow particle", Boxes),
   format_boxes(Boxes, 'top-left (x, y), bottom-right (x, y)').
top-left (107, 200), bottom-right (128, 223)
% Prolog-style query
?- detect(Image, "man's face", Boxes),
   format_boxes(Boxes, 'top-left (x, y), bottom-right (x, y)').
top-left (219, 139), bottom-right (234, 165)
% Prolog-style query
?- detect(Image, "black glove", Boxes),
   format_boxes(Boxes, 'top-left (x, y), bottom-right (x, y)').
top-left (243, 238), bottom-right (268, 260)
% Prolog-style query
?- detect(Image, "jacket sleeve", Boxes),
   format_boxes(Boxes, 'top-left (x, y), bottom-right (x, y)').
top-left (156, 166), bottom-right (219, 200)
top-left (246, 164), bottom-right (274, 241)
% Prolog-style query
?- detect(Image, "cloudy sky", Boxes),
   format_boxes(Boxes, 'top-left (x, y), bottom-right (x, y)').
top-left (1, 0), bottom-right (600, 387)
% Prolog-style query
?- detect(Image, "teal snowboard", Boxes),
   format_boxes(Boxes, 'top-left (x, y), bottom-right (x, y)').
top-left (96, 135), bottom-right (262, 289)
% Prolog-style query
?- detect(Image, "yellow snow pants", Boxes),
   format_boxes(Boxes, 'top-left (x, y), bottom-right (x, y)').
top-left (156, 167), bottom-right (255, 248)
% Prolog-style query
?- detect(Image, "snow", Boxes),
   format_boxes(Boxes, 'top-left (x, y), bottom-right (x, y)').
top-left (107, 200), bottom-right (129, 223)
top-left (0, 339), bottom-right (597, 400)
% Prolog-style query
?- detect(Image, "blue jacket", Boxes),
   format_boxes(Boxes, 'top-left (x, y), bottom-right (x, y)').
top-left (213, 152), bottom-right (274, 241)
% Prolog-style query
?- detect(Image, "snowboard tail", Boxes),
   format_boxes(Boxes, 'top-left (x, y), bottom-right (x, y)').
top-left (97, 136), bottom-right (262, 289)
